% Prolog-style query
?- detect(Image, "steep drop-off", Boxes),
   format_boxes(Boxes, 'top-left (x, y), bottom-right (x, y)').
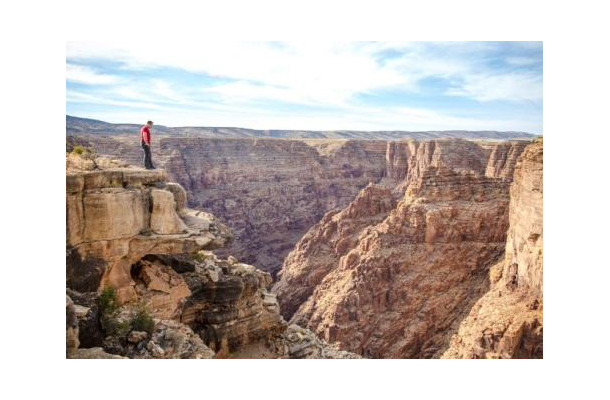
top-left (66, 157), bottom-right (357, 359)
top-left (443, 138), bottom-right (543, 359)
top-left (273, 139), bottom-right (531, 358)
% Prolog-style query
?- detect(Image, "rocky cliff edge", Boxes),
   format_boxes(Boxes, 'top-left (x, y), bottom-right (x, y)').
top-left (66, 155), bottom-right (357, 359)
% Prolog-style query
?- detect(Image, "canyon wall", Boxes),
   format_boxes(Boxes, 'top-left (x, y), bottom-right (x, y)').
top-left (443, 138), bottom-right (543, 358)
top-left (273, 139), bottom-right (531, 358)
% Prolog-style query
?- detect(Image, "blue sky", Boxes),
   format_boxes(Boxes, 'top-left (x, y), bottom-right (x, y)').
top-left (66, 42), bottom-right (542, 133)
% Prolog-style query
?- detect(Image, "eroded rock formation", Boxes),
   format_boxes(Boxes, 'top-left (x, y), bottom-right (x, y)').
top-left (66, 158), bottom-right (357, 359)
top-left (274, 139), bottom-right (532, 358)
top-left (443, 138), bottom-right (543, 359)
top-left (66, 166), bottom-right (232, 302)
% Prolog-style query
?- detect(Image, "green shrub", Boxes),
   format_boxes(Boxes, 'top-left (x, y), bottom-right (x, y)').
top-left (71, 145), bottom-right (89, 155)
top-left (105, 318), bottom-right (131, 337)
top-left (98, 287), bottom-right (130, 337)
top-left (98, 288), bottom-right (155, 337)
top-left (130, 303), bottom-right (155, 334)
top-left (98, 287), bottom-right (120, 316)
top-left (192, 251), bottom-right (206, 263)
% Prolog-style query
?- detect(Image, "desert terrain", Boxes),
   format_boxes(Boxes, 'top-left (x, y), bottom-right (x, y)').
top-left (66, 116), bottom-right (542, 359)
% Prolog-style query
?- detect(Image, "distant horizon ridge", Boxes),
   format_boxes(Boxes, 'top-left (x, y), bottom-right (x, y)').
top-left (66, 115), bottom-right (539, 136)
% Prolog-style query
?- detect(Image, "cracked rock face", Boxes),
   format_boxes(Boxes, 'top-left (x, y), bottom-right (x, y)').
top-left (443, 138), bottom-right (543, 359)
top-left (66, 167), bottom-right (232, 302)
top-left (274, 139), bottom-right (532, 358)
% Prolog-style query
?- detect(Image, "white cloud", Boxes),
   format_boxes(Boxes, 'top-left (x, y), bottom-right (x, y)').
top-left (72, 99), bottom-right (539, 132)
top-left (67, 42), bottom-right (414, 105)
top-left (66, 42), bottom-right (543, 104)
top-left (446, 72), bottom-right (542, 102)
top-left (66, 42), bottom-right (543, 132)
top-left (66, 90), bottom-right (163, 110)
top-left (66, 63), bottom-right (121, 85)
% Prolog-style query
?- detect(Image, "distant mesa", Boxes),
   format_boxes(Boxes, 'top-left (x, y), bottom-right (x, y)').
top-left (66, 115), bottom-right (538, 140)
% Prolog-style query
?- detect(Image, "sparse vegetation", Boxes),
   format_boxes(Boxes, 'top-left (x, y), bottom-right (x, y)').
top-left (97, 288), bottom-right (156, 336)
top-left (192, 251), bottom-right (208, 263)
top-left (97, 287), bottom-right (129, 337)
top-left (71, 145), bottom-right (90, 156)
top-left (98, 287), bottom-right (120, 316)
top-left (130, 302), bottom-right (155, 334)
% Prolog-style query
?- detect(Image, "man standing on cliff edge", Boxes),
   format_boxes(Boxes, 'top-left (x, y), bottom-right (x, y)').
top-left (140, 121), bottom-right (155, 170)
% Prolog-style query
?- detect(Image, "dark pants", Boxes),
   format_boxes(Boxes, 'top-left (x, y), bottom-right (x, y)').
top-left (142, 143), bottom-right (154, 169)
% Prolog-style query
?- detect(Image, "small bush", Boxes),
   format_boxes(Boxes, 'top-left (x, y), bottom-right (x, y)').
top-left (192, 251), bottom-right (206, 263)
top-left (106, 318), bottom-right (131, 337)
top-left (98, 287), bottom-right (130, 337)
top-left (130, 303), bottom-right (155, 334)
top-left (98, 287), bottom-right (120, 316)
top-left (71, 145), bottom-right (89, 155)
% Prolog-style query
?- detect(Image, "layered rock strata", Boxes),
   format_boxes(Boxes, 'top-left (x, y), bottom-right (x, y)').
top-left (274, 139), bottom-right (531, 358)
top-left (443, 138), bottom-right (543, 359)
top-left (66, 167), bottom-right (232, 302)
top-left (69, 135), bottom-right (528, 278)
top-left (66, 161), bottom-right (356, 359)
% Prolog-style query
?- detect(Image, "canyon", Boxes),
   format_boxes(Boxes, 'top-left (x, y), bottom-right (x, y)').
top-left (273, 139), bottom-right (536, 358)
top-left (66, 118), bottom-right (542, 359)
top-left (68, 129), bottom-right (530, 277)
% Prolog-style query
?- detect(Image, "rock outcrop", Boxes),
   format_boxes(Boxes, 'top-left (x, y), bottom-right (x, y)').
top-left (274, 139), bottom-right (531, 358)
top-left (443, 138), bottom-right (543, 359)
top-left (66, 158), bottom-right (357, 359)
top-left (66, 167), bottom-right (232, 302)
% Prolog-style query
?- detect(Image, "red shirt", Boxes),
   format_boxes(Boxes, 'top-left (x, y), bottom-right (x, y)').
top-left (140, 125), bottom-right (151, 145)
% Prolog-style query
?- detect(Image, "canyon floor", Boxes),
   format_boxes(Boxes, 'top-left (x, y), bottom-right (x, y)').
top-left (66, 127), bottom-right (542, 359)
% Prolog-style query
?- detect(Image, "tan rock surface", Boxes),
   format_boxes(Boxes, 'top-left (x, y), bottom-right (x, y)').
top-left (275, 139), bottom-right (530, 358)
top-left (132, 259), bottom-right (192, 319)
top-left (66, 166), bottom-right (232, 302)
top-left (66, 155), bottom-right (358, 359)
top-left (443, 138), bottom-right (543, 359)
top-left (273, 183), bottom-right (396, 318)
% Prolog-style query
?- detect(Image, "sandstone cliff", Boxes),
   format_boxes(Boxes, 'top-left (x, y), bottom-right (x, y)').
top-left (273, 139), bottom-right (531, 358)
top-left (66, 156), bottom-right (357, 359)
top-left (66, 165), bottom-right (232, 302)
top-left (443, 138), bottom-right (543, 358)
